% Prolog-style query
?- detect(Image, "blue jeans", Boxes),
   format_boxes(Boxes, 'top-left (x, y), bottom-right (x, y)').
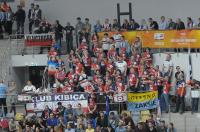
top-left (192, 98), bottom-right (199, 112)
top-left (161, 93), bottom-right (169, 112)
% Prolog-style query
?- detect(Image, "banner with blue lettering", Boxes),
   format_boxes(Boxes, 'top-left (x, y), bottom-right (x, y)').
top-left (25, 93), bottom-right (88, 112)
top-left (127, 91), bottom-right (158, 111)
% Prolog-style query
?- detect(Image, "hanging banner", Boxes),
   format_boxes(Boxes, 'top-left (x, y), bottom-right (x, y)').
top-left (25, 33), bottom-right (54, 47)
top-left (98, 30), bottom-right (200, 48)
top-left (127, 91), bottom-right (158, 111)
top-left (20, 93), bottom-right (88, 112)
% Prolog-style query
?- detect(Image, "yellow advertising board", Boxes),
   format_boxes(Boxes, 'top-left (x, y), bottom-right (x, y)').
top-left (98, 30), bottom-right (200, 48)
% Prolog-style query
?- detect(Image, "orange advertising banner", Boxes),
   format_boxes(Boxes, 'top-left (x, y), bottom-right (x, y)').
top-left (98, 30), bottom-right (200, 48)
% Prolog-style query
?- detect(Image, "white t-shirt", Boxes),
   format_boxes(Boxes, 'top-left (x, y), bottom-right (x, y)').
top-left (113, 34), bottom-right (122, 48)
top-left (65, 129), bottom-right (75, 132)
top-left (102, 37), bottom-right (110, 50)
top-left (23, 85), bottom-right (36, 93)
top-left (163, 60), bottom-right (173, 73)
top-left (115, 61), bottom-right (127, 73)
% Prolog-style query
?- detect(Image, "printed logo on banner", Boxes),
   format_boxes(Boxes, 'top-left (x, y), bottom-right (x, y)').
top-left (114, 93), bottom-right (127, 102)
top-left (154, 33), bottom-right (164, 40)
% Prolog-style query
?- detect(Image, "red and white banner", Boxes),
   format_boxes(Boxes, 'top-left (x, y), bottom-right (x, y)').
top-left (25, 33), bottom-right (54, 47)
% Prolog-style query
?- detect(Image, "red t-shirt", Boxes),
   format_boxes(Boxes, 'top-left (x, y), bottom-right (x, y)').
top-left (129, 73), bottom-right (138, 86)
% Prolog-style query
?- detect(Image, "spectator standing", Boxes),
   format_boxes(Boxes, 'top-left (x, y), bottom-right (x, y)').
top-left (159, 16), bottom-right (168, 30)
top-left (94, 20), bottom-right (102, 33)
top-left (162, 54), bottom-right (173, 78)
top-left (64, 22), bottom-right (74, 53)
top-left (9, 118), bottom-right (17, 132)
top-left (167, 18), bottom-right (176, 30)
top-left (28, 3), bottom-right (35, 34)
top-left (148, 18), bottom-right (159, 30)
top-left (83, 18), bottom-right (91, 45)
top-left (0, 9), bottom-right (5, 39)
top-left (34, 4), bottom-right (42, 28)
top-left (175, 18), bottom-right (185, 30)
top-left (101, 33), bottom-right (110, 56)
top-left (175, 76), bottom-right (186, 114)
top-left (75, 17), bottom-right (84, 48)
top-left (54, 20), bottom-right (63, 47)
top-left (128, 19), bottom-right (140, 30)
top-left (0, 80), bottom-right (7, 116)
top-left (189, 79), bottom-right (200, 114)
top-left (7, 81), bottom-right (17, 116)
top-left (14, 5), bottom-right (26, 34)
top-left (113, 29), bottom-right (122, 55)
top-left (5, 7), bottom-right (13, 35)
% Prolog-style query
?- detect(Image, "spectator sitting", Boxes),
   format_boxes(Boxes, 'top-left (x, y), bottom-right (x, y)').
top-left (115, 120), bottom-right (126, 132)
top-left (22, 81), bottom-right (36, 93)
top-left (75, 103), bottom-right (83, 117)
top-left (108, 112), bottom-right (118, 130)
top-left (55, 102), bottom-right (66, 117)
top-left (85, 122), bottom-right (95, 132)
top-left (157, 120), bottom-right (167, 132)
top-left (65, 122), bottom-right (75, 132)
top-left (96, 111), bottom-right (108, 128)
top-left (148, 18), bottom-right (159, 30)
top-left (167, 122), bottom-right (177, 132)
top-left (47, 113), bottom-right (58, 131)
top-left (41, 105), bottom-right (52, 121)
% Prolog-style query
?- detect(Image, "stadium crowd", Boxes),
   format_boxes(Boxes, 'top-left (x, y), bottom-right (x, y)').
top-left (1, 1), bottom-right (200, 132)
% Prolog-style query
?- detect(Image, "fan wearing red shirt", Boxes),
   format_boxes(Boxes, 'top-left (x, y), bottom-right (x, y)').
top-left (128, 67), bottom-right (139, 92)
top-left (84, 81), bottom-right (95, 93)
top-left (82, 51), bottom-right (91, 76)
top-left (48, 47), bottom-right (57, 57)
top-left (175, 79), bottom-right (186, 114)
top-left (91, 58), bottom-right (100, 76)
top-left (143, 49), bottom-right (152, 68)
top-left (55, 67), bottom-right (66, 83)
top-left (160, 76), bottom-right (171, 113)
top-left (87, 98), bottom-right (97, 115)
top-left (74, 58), bottom-right (84, 74)
top-left (62, 81), bottom-right (73, 93)
top-left (115, 77), bottom-right (125, 93)
top-left (107, 44), bottom-right (117, 61)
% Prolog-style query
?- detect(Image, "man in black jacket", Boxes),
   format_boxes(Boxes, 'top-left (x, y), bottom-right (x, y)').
top-left (148, 18), bottom-right (159, 30)
top-left (34, 4), bottom-right (42, 28)
top-left (15, 5), bottom-right (26, 34)
top-left (128, 19), bottom-right (140, 30)
top-left (28, 3), bottom-right (35, 34)
top-left (64, 22), bottom-right (74, 53)
top-left (176, 18), bottom-right (185, 30)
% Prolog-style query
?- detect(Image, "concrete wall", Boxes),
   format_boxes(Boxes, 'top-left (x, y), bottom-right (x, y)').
top-left (11, 54), bottom-right (48, 67)
top-left (9, 0), bottom-right (200, 27)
